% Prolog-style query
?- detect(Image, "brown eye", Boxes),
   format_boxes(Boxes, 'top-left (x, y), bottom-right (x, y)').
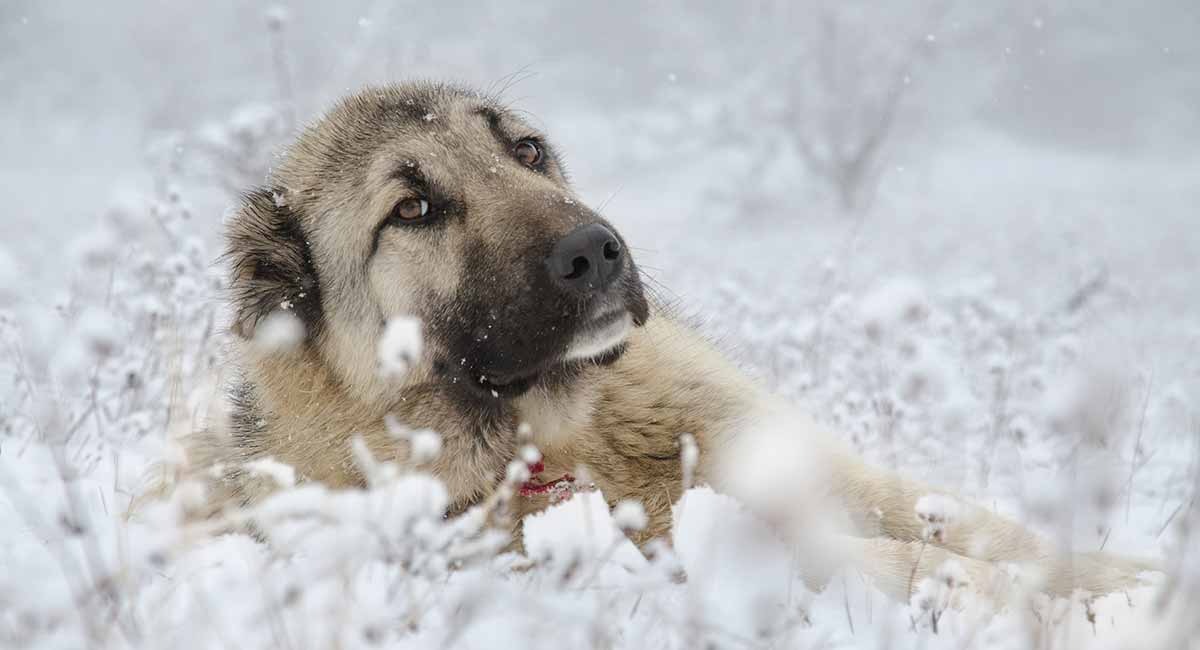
top-left (514, 140), bottom-right (542, 166)
top-left (393, 198), bottom-right (429, 222)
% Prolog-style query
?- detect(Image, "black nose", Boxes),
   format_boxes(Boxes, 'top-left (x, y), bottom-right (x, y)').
top-left (547, 223), bottom-right (624, 294)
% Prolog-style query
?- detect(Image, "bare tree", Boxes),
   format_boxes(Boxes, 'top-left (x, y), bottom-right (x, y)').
top-left (758, 1), bottom-right (947, 212)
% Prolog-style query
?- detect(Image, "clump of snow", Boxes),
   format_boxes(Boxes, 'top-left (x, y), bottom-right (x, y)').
top-left (713, 408), bottom-right (841, 545)
top-left (523, 490), bottom-right (644, 572)
top-left (519, 443), bottom-right (541, 465)
top-left (678, 432), bottom-right (699, 489)
top-left (409, 429), bottom-right (442, 464)
top-left (67, 223), bottom-right (121, 270)
top-left (858, 275), bottom-right (931, 341)
top-left (48, 305), bottom-right (124, 386)
top-left (910, 559), bottom-right (970, 633)
top-left (670, 486), bottom-right (799, 640)
top-left (915, 494), bottom-right (961, 543)
top-left (244, 456), bottom-right (297, 487)
top-left (253, 309), bottom-right (304, 352)
top-left (504, 458), bottom-right (530, 484)
top-left (377, 315), bottom-right (423, 380)
top-left (383, 415), bottom-right (444, 465)
top-left (612, 499), bottom-right (648, 532)
top-left (75, 306), bottom-right (122, 358)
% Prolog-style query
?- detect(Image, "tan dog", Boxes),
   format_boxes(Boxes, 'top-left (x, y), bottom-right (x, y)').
top-left (195, 82), bottom-right (1155, 602)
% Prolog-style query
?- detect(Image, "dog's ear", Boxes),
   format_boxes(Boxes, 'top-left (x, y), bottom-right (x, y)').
top-left (225, 188), bottom-right (323, 341)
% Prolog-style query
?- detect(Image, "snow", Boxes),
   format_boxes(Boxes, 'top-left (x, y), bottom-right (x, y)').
top-left (612, 499), bottom-right (648, 532)
top-left (519, 443), bottom-right (541, 465)
top-left (909, 559), bottom-right (971, 634)
top-left (409, 430), bottom-right (442, 465)
top-left (858, 275), bottom-right (930, 340)
top-left (244, 457), bottom-right (297, 488)
top-left (3, 4), bottom-right (1200, 648)
top-left (679, 432), bottom-right (699, 489)
top-left (74, 306), bottom-right (122, 357)
top-left (252, 310), bottom-right (305, 352)
top-left (915, 494), bottom-right (961, 543)
top-left (505, 458), bottom-right (531, 484)
top-left (377, 315), bottom-right (423, 380)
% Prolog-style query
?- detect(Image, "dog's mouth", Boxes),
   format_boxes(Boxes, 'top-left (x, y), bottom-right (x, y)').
top-left (471, 368), bottom-right (539, 399)
top-left (563, 308), bottom-right (633, 362)
top-left (464, 307), bottom-right (634, 400)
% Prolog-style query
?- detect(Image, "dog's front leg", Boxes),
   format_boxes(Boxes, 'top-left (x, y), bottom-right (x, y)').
top-left (828, 535), bottom-right (1012, 604)
top-left (828, 451), bottom-right (1158, 596)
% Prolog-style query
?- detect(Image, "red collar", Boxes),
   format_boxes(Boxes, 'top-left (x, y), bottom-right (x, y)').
top-left (519, 460), bottom-right (576, 499)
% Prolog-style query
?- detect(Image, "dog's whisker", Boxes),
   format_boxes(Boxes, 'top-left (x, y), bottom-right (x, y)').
top-left (596, 183), bottom-right (625, 213)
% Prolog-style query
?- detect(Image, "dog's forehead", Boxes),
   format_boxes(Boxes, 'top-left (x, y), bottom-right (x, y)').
top-left (274, 84), bottom-right (561, 265)
top-left (284, 84), bottom-right (548, 194)
top-left (368, 100), bottom-right (512, 172)
top-left (278, 84), bottom-right (525, 180)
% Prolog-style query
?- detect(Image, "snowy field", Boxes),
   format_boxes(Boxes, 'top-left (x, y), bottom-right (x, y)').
top-left (3, 3), bottom-right (1200, 648)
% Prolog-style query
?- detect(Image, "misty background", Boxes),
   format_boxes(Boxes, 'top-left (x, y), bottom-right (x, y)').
top-left (4, 1), bottom-right (1198, 278)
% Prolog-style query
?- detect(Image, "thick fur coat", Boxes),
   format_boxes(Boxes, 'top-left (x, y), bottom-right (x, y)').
top-left (187, 82), bottom-right (1156, 604)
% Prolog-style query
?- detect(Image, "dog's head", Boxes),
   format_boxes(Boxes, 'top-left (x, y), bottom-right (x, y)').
top-left (226, 83), bottom-right (649, 403)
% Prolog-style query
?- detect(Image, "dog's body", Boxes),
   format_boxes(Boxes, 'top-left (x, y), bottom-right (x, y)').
top-left (197, 82), bottom-right (1155, 603)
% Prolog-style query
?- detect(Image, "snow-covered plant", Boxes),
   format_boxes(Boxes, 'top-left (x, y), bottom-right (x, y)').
top-left (612, 499), bottom-right (648, 534)
top-left (916, 494), bottom-right (961, 544)
top-left (147, 102), bottom-right (291, 201)
top-left (909, 559), bottom-right (969, 634)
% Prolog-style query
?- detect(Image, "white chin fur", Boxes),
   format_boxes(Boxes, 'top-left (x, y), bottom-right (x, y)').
top-left (563, 312), bottom-right (633, 362)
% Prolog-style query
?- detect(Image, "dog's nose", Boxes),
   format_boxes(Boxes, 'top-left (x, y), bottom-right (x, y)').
top-left (547, 223), bottom-right (624, 294)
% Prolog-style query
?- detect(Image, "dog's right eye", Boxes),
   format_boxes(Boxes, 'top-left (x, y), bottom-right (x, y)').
top-left (390, 198), bottom-right (429, 223)
top-left (513, 139), bottom-right (542, 167)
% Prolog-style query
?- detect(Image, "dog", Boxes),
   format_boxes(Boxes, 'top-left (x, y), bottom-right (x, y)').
top-left (193, 81), bottom-right (1156, 603)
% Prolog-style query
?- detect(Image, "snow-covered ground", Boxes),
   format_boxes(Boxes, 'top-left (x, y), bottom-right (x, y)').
top-left (3, 4), bottom-right (1200, 648)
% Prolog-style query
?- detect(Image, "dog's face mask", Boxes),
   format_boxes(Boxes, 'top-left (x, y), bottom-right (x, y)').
top-left (227, 84), bottom-right (649, 403)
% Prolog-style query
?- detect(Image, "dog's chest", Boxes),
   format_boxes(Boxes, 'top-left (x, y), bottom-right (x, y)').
top-left (513, 386), bottom-right (598, 453)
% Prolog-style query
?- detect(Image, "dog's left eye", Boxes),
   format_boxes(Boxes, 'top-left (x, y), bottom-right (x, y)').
top-left (514, 140), bottom-right (542, 166)
top-left (391, 198), bottom-right (429, 223)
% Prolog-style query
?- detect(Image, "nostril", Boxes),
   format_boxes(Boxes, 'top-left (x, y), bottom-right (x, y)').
top-left (547, 223), bottom-right (624, 292)
top-left (564, 256), bottom-right (590, 280)
top-left (602, 240), bottom-right (621, 261)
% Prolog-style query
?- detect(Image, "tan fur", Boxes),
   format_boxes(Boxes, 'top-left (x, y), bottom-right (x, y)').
top-left (184, 82), bottom-right (1157, 603)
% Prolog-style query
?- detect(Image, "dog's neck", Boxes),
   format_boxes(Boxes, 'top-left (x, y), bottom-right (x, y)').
top-left (235, 340), bottom-right (517, 506)
top-left (514, 379), bottom-right (603, 454)
top-left (233, 314), bottom-right (763, 508)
